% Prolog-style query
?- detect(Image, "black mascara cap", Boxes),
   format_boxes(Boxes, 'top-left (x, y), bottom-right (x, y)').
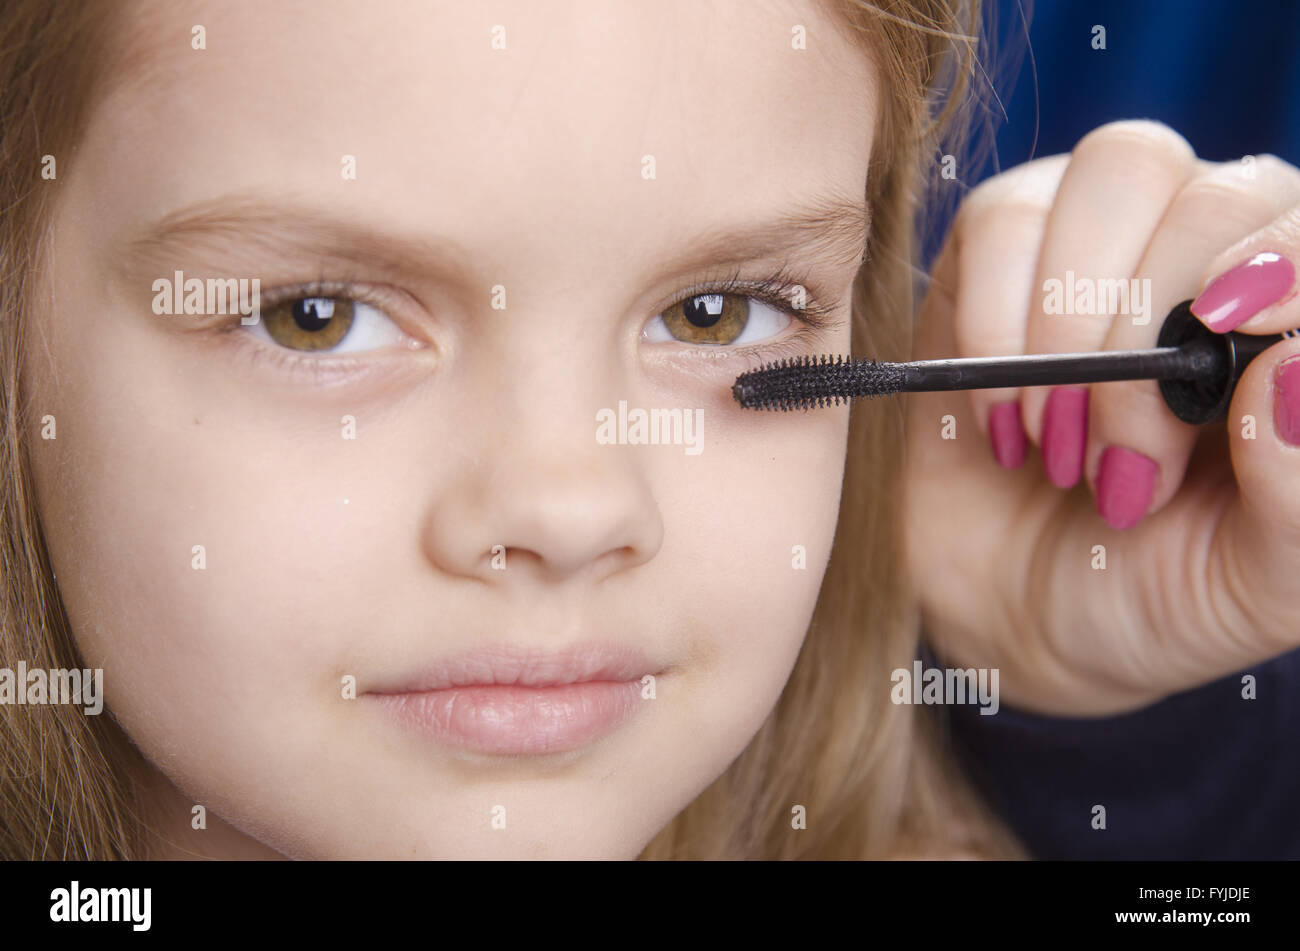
top-left (1157, 298), bottom-right (1282, 425)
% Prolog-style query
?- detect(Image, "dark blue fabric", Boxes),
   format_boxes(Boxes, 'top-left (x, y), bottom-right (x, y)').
top-left (993, 0), bottom-right (1300, 166)
top-left (923, 0), bottom-right (1300, 267)
top-left (918, 0), bottom-right (1300, 861)
top-left (924, 640), bottom-right (1300, 859)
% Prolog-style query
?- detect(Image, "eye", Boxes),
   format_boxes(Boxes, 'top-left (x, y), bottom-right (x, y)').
top-left (247, 295), bottom-right (409, 353)
top-left (644, 293), bottom-right (791, 346)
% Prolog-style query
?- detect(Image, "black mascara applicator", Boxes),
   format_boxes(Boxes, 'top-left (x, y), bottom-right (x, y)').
top-left (732, 299), bottom-right (1298, 425)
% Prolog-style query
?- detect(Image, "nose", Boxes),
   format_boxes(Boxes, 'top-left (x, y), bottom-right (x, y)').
top-left (420, 413), bottom-right (664, 588)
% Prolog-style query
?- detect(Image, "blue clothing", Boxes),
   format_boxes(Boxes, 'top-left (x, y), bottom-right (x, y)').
top-left (928, 642), bottom-right (1300, 859)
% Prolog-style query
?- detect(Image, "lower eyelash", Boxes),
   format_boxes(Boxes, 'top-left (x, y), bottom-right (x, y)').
top-left (725, 319), bottom-right (829, 367)
top-left (216, 316), bottom-right (387, 385)
top-left (210, 277), bottom-right (422, 380)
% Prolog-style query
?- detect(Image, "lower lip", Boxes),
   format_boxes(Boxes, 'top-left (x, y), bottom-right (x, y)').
top-left (372, 680), bottom-right (646, 755)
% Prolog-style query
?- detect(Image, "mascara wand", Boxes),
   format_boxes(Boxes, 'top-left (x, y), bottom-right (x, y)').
top-left (732, 299), bottom-right (1297, 425)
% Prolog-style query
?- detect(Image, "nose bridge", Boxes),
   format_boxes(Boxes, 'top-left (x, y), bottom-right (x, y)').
top-left (483, 297), bottom-right (618, 442)
top-left (477, 243), bottom-right (640, 433)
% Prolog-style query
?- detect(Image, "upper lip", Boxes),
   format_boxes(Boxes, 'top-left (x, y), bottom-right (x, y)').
top-left (366, 642), bottom-right (657, 693)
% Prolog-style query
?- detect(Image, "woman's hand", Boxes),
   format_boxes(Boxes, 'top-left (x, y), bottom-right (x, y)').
top-left (903, 119), bottom-right (1300, 716)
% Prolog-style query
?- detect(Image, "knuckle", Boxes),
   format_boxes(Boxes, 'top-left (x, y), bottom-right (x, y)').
top-left (953, 198), bottom-right (1052, 264)
top-left (1171, 176), bottom-right (1279, 229)
top-left (971, 197), bottom-right (1055, 233)
top-left (957, 155), bottom-right (1069, 226)
top-left (1249, 153), bottom-right (1296, 182)
top-left (1216, 154), bottom-right (1300, 201)
top-left (1224, 153), bottom-right (1300, 205)
top-left (1070, 119), bottom-right (1196, 176)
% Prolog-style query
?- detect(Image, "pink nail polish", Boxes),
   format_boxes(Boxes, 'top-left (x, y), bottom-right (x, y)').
top-left (1190, 252), bottom-right (1295, 333)
top-left (1095, 446), bottom-right (1158, 531)
top-left (1041, 386), bottom-right (1088, 488)
top-left (988, 401), bottom-right (1026, 468)
top-left (1274, 355), bottom-right (1300, 446)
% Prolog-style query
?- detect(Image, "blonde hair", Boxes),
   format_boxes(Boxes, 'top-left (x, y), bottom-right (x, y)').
top-left (1, 0), bottom-right (1023, 859)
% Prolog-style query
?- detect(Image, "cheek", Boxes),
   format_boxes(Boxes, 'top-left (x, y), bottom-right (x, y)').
top-left (27, 358), bottom-right (423, 853)
top-left (27, 373), bottom-right (334, 760)
top-left (23, 294), bottom-right (382, 793)
top-left (26, 236), bottom-right (410, 730)
top-left (651, 397), bottom-right (849, 749)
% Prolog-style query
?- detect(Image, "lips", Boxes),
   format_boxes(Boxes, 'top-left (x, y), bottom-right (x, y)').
top-left (365, 643), bottom-right (658, 755)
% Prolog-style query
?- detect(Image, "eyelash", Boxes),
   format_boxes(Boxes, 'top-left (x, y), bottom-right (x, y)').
top-left (215, 277), bottom-right (412, 383)
top-left (220, 265), bottom-right (837, 380)
top-left (665, 265), bottom-right (837, 332)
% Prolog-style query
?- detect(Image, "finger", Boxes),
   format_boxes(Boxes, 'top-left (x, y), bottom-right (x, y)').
top-left (1022, 121), bottom-right (1198, 488)
top-left (1189, 183), bottom-right (1300, 335)
top-left (1211, 333), bottom-right (1300, 657)
top-left (950, 154), bottom-right (1070, 468)
top-left (1088, 156), bottom-right (1300, 530)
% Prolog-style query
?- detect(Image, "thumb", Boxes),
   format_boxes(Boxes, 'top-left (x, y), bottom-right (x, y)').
top-left (1214, 332), bottom-right (1300, 656)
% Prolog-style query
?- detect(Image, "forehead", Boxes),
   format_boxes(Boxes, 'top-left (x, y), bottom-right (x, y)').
top-left (84, 0), bottom-right (878, 272)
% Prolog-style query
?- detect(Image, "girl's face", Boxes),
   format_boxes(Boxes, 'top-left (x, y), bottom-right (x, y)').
top-left (27, 0), bottom-right (875, 858)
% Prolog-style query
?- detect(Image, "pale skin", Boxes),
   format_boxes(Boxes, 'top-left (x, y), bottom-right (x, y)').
top-left (27, 0), bottom-right (867, 859)
top-left (27, 0), bottom-right (1298, 860)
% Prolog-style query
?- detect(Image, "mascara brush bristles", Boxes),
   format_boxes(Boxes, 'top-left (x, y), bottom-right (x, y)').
top-left (732, 354), bottom-right (906, 411)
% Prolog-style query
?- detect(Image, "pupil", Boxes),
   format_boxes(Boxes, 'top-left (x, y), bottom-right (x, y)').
top-left (293, 298), bottom-right (335, 331)
top-left (684, 294), bottom-right (725, 328)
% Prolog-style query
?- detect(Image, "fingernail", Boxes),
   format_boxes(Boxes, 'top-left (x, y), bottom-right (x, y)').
top-left (1190, 251), bottom-right (1295, 333)
top-left (1274, 355), bottom-right (1300, 446)
top-left (988, 401), bottom-right (1026, 468)
top-left (1041, 386), bottom-right (1088, 488)
top-left (1095, 446), bottom-right (1158, 530)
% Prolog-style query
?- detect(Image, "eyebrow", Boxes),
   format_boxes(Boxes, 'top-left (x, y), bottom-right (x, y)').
top-left (656, 190), bottom-right (870, 275)
top-left (121, 190), bottom-right (871, 288)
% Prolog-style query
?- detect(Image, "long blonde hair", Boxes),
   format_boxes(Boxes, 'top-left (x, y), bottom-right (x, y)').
top-left (1, 0), bottom-right (1023, 859)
